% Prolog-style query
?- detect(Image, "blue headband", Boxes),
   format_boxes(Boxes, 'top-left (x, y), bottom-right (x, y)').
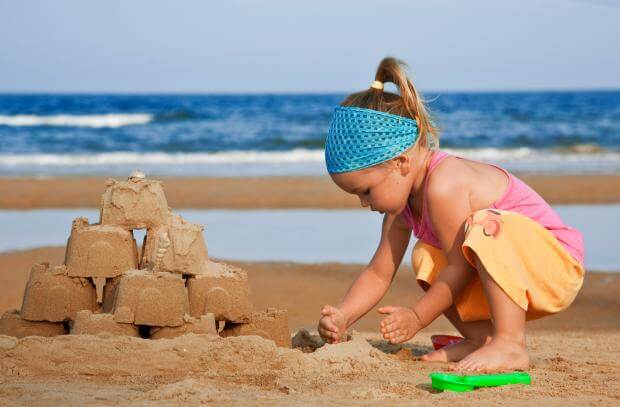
top-left (325, 106), bottom-right (419, 174)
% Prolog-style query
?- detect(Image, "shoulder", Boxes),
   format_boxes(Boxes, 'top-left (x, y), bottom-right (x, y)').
top-left (426, 156), bottom-right (471, 201)
top-left (424, 156), bottom-right (474, 257)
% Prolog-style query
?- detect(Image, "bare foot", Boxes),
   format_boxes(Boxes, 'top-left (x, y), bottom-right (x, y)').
top-left (449, 336), bottom-right (529, 373)
top-left (421, 337), bottom-right (489, 363)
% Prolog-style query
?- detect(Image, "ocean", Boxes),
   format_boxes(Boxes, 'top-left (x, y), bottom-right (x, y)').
top-left (0, 91), bottom-right (619, 177)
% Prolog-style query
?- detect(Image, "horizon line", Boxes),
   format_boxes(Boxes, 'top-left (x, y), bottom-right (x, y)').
top-left (0, 87), bottom-right (619, 96)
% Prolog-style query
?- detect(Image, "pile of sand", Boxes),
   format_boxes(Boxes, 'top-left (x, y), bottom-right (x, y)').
top-left (0, 330), bottom-right (397, 379)
top-left (1, 329), bottom-right (618, 405)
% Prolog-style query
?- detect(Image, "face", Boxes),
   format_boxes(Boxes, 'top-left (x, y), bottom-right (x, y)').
top-left (329, 155), bottom-right (414, 216)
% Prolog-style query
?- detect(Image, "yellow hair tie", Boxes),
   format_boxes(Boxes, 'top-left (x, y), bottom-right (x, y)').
top-left (370, 80), bottom-right (384, 90)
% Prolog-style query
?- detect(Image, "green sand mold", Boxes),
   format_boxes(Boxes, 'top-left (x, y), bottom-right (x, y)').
top-left (430, 372), bottom-right (531, 392)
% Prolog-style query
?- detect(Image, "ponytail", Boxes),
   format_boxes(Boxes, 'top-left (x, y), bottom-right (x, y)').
top-left (342, 57), bottom-right (439, 150)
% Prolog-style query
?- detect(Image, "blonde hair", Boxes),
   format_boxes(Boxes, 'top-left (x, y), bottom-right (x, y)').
top-left (341, 57), bottom-right (439, 150)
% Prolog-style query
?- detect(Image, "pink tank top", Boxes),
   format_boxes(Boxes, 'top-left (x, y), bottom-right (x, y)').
top-left (400, 150), bottom-right (585, 265)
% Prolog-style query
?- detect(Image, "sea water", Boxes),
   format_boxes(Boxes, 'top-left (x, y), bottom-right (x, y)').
top-left (0, 206), bottom-right (617, 271)
top-left (1, 92), bottom-right (619, 177)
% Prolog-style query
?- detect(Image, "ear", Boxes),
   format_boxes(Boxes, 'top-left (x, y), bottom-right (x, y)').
top-left (392, 154), bottom-right (411, 176)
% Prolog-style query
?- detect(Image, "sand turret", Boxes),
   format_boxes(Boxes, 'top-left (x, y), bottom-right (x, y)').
top-left (99, 176), bottom-right (169, 229)
top-left (187, 260), bottom-right (252, 323)
top-left (140, 213), bottom-right (208, 276)
top-left (65, 217), bottom-right (139, 302)
top-left (20, 263), bottom-right (97, 322)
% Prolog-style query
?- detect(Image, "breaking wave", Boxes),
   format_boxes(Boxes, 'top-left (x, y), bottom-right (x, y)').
top-left (0, 114), bottom-right (153, 128)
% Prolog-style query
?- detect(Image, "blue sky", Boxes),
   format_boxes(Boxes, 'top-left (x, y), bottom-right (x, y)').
top-left (0, 0), bottom-right (618, 93)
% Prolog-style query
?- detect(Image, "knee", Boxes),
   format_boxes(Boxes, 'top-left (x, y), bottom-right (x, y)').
top-left (464, 210), bottom-right (484, 235)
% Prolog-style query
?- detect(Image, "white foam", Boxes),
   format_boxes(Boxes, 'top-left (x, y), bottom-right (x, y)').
top-left (0, 114), bottom-right (153, 128)
top-left (0, 147), bottom-right (618, 165)
top-left (444, 147), bottom-right (620, 161)
top-left (0, 148), bottom-right (619, 176)
top-left (0, 149), bottom-right (325, 166)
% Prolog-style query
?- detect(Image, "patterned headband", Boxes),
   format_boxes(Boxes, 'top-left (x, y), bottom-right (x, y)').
top-left (325, 106), bottom-right (419, 174)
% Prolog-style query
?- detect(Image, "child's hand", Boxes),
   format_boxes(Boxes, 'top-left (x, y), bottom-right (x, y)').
top-left (378, 305), bottom-right (423, 344)
top-left (318, 305), bottom-right (347, 344)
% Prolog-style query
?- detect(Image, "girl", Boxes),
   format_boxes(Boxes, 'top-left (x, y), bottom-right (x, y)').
top-left (317, 57), bottom-right (585, 373)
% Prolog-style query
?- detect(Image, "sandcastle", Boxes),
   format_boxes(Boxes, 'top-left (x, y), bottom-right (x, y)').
top-left (0, 172), bottom-right (290, 347)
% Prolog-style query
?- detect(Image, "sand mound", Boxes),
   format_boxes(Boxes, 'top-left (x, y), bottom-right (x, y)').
top-left (1, 330), bottom-right (619, 405)
top-left (0, 331), bottom-right (401, 381)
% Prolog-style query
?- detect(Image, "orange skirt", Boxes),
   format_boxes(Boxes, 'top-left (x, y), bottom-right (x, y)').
top-left (411, 208), bottom-right (585, 322)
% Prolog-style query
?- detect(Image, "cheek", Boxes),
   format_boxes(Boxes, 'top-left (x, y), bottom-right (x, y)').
top-left (389, 182), bottom-right (410, 208)
top-left (376, 182), bottom-right (406, 206)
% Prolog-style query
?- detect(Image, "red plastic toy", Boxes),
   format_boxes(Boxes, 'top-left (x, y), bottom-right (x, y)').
top-left (431, 334), bottom-right (464, 350)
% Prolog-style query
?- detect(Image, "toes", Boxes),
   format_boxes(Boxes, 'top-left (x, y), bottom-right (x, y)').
top-left (421, 349), bottom-right (448, 363)
top-left (454, 358), bottom-right (473, 372)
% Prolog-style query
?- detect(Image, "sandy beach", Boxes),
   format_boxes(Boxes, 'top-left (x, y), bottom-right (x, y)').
top-left (0, 174), bottom-right (619, 405)
top-left (2, 174), bottom-right (620, 209)
top-left (2, 1), bottom-right (619, 404)
top-left (1, 246), bottom-right (619, 405)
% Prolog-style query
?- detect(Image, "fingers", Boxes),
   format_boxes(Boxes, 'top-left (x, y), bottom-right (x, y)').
top-left (319, 305), bottom-right (348, 345)
top-left (318, 325), bottom-right (340, 343)
top-left (379, 306), bottom-right (398, 332)
top-left (319, 317), bottom-right (339, 334)
top-left (389, 334), bottom-right (406, 344)
top-left (321, 305), bottom-right (343, 320)
top-left (380, 317), bottom-right (410, 343)
top-left (383, 329), bottom-right (407, 344)
top-left (377, 305), bottom-right (396, 315)
top-left (383, 327), bottom-right (403, 340)
top-left (378, 306), bottom-right (419, 344)
top-left (380, 321), bottom-right (397, 334)
top-left (381, 319), bottom-right (401, 336)
top-left (380, 315), bottom-right (397, 333)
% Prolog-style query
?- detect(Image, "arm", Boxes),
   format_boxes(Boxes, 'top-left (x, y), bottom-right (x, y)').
top-left (337, 213), bottom-right (412, 327)
top-left (318, 212), bottom-right (411, 342)
top-left (411, 169), bottom-right (475, 328)
top-left (379, 168), bottom-right (476, 344)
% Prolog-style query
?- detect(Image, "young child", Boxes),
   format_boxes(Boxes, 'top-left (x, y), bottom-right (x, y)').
top-left (317, 57), bottom-right (585, 373)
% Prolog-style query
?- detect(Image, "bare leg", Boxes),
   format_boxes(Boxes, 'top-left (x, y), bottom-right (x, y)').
top-left (420, 282), bottom-right (493, 363)
top-left (450, 256), bottom-right (529, 372)
top-left (421, 305), bottom-right (491, 362)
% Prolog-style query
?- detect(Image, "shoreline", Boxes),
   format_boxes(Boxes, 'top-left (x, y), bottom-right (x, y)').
top-left (1, 174), bottom-right (620, 209)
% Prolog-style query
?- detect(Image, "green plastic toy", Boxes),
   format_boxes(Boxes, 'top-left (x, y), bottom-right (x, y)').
top-left (429, 372), bottom-right (531, 392)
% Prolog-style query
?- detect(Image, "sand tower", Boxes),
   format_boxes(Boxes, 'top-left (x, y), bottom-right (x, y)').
top-left (0, 173), bottom-right (290, 347)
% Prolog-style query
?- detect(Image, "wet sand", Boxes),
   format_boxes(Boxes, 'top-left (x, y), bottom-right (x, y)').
top-left (0, 247), bottom-right (619, 405)
top-left (1, 174), bottom-right (620, 209)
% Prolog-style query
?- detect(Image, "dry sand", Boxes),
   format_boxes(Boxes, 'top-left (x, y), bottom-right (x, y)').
top-left (1, 247), bottom-right (619, 405)
top-left (1, 174), bottom-right (620, 209)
